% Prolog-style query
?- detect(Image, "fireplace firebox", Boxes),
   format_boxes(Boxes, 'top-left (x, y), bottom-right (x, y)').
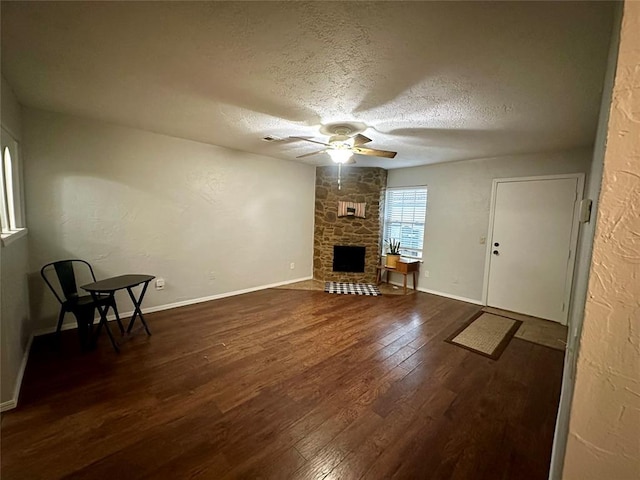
top-left (333, 245), bottom-right (366, 273)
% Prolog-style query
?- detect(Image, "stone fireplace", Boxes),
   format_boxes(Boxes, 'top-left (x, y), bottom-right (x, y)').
top-left (314, 166), bottom-right (387, 283)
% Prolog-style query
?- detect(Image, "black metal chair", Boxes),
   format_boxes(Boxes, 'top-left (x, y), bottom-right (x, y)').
top-left (41, 259), bottom-right (123, 347)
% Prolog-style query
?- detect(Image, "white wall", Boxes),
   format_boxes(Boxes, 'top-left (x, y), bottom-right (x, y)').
top-left (563, 1), bottom-right (640, 477)
top-left (387, 149), bottom-right (591, 302)
top-left (23, 108), bottom-right (316, 331)
top-left (1, 76), bottom-right (32, 409)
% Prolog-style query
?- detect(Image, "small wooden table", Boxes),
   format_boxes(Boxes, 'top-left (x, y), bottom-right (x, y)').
top-left (376, 258), bottom-right (420, 294)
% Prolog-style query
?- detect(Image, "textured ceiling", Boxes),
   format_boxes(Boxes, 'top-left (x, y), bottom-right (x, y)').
top-left (1, 1), bottom-right (614, 169)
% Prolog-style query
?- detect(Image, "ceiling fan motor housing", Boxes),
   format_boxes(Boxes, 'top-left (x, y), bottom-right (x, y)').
top-left (329, 134), bottom-right (352, 147)
top-left (320, 122), bottom-right (367, 137)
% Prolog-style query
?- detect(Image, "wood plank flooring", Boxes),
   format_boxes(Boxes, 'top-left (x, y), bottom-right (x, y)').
top-left (0, 289), bottom-right (564, 479)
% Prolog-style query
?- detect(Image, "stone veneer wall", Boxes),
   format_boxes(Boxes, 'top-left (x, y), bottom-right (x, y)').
top-left (314, 166), bottom-right (387, 283)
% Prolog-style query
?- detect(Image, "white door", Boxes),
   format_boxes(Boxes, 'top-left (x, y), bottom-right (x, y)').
top-left (486, 176), bottom-right (581, 323)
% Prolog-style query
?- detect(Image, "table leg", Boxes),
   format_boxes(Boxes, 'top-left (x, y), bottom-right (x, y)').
top-left (413, 271), bottom-right (417, 290)
top-left (403, 274), bottom-right (407, 294)
top-left (90, 292), bottom-right (120, 353)
top-left (112, 301), bottom-right (125, 335)
top-left (126, 281), bottom-right (152, 336)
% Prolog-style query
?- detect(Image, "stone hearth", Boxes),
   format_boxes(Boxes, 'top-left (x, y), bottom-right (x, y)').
top-left (314, 166), bottom-right (387, 283)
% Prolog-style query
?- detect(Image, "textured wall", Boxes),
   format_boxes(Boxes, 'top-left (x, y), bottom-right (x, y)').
top-left (0, 76), bottom-right (31, 407)
top-left (314, 166), bottom-right (386, 284)
top-left (563, 2), bottom-right (640, 478)
top-left (0, 238), bottom-right (30, 405)
top-left (387, 149), bottom-right (591, 303)
top-left (23, 108), bottom-right (316, 331)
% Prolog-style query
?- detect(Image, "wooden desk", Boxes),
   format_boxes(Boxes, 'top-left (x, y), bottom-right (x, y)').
top-left (376, 258), bottom-right (420, 294)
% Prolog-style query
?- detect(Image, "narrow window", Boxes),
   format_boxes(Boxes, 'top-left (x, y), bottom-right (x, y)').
top-left (1, 127), bottom-right (26, 243)
top-left (3, 146), bottom-right (16, 230)
top-left (0, 147), bottom-right (10, 233)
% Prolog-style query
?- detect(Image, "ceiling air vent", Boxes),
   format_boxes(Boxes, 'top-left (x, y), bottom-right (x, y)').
top-left (262, 135), bottom-right (283, 142)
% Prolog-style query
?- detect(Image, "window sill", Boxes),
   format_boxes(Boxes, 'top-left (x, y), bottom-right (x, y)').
top-left (1, 228), bottom-right (28, 247)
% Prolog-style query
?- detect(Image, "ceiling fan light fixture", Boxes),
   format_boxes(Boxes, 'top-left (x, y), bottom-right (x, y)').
top-left (291, 124), bottom-right (397, 162)
top-left (327, 149), bottom-right (353, 164)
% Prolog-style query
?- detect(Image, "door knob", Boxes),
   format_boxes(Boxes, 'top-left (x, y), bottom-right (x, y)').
top-left (493, 250), bottom-right (499, 255)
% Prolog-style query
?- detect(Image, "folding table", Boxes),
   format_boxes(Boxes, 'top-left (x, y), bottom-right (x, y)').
top-left (82, 274), bottom-right (155, 352)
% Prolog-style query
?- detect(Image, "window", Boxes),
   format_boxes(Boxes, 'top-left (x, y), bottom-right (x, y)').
top-left (1, 127), bottom-right (26, 245)
top-left (383, 187), bottom-right (428, 259)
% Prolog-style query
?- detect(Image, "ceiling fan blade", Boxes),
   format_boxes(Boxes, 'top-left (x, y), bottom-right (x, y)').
top-left (353, 147), bottom-right (397, 158)
top-left (296, 149), bottom-right (327, 159)
top-left (289, 136), bottom-right (331, 147)
top-left (345, 157), bottom-right (357, 165)
top-left (352, 134), bottom-right (372, 146)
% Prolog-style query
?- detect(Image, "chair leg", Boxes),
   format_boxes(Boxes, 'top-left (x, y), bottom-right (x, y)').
top-left (55, 309), bottom-right (66, 348)
top-left (73, 310), bottom-right (93, 351)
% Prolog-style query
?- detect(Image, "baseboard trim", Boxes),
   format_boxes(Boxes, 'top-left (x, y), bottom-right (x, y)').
top-left (0, 399), bottom-right (17, 412)
top-left (417, 287), bottom-right (484, 305)
top-left (386, 280), bottom-right (484, 305)
top-left (0, 335), bottom-right (33, 412)
top-left (128, 275), bottom-right (314, 317)
top-left (34, 276), bottom-right (313, 337)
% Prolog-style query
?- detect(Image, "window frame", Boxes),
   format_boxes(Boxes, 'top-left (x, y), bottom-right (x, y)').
top-left (1, 127), bottom-right (27, 246)
top-left (382, 186), bottom-right (428, 260)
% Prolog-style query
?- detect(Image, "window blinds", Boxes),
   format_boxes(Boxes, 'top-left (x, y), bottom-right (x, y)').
top-left (383, 187), bottom-right (428, 259)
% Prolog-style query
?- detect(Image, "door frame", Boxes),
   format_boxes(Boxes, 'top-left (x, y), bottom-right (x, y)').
top-left (481, 173), bottom-right (585, 325)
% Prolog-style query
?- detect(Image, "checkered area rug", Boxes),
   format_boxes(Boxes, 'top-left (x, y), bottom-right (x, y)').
top-left (324, 282), bottom-right (381, 296)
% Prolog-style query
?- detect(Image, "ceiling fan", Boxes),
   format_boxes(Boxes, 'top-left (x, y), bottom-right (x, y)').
top-left (290, 125), bottom-right (397, 164)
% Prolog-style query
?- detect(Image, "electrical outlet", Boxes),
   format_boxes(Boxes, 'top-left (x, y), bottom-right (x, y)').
top-left (424, 270), bottom-right (430, 278)
top-left (480, 236), bottom-right (486, 245)
top-left (155, 278), bottom-right (165, 290)
top-left (209, 271), bottom-right (216, 281)
top-left (290, 262), bottom-right (295, 270)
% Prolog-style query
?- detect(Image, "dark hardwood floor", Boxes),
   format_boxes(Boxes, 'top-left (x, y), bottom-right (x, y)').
top-left (0, 289), bottom-right (564, 479)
